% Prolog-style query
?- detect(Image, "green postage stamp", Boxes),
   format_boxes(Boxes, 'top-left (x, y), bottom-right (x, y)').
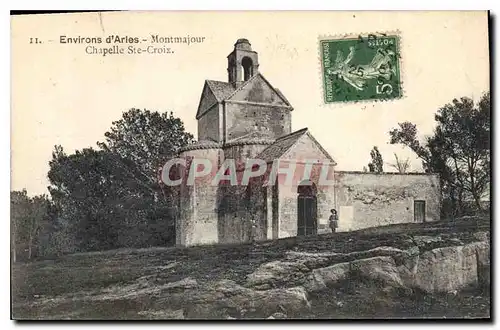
top-left (320, 33), bottom-right (402, 104)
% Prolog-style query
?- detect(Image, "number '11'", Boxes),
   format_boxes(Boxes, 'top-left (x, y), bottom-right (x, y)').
top-left (30, 37), bottom-right (40, 44)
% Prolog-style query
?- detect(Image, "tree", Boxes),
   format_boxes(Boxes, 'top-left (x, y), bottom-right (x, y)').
top-left (389, 92), bottom-right (490, 215)
top-left (48, 146), bottom-right (155, 250)
top-left (97, 108), bottom-right (194, 244)
top-left (97, 108), bottom-right (194, 195)
top-left (11, 190), bottom-right (51, 261)
top-left (48, 109), bottom-right (194, 252)
top-left (10, 190), bottom-right (29, 262)
top-left (387, 153), bottom-right (411, 173)
top-left (99, 109), bottom-right (195, 246)
top-left (368, 146), bottom-right (384, 173)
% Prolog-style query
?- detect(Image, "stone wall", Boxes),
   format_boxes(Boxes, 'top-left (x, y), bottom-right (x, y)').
top-left (334, 172), bottom-right (441, 231)
top-left (276, 182), bottom-right (335, 238)
top-left (284, 133), bottom-right (332, 164)
top-left (196, 83), bottom-right (218, 119)
top-left (268, 131), bottom-right (337, 239)
top-left (247, 176), bottom-right (269, 241)
top-left (224, 102), bottom-right (291, 141)
top-left (222, 143), bottom-right (270, 164)
top-left (177, 148), bottom-right (221, 246)
top-left (198, 104), bottom-right (220, 142)
top-left (316, 185), bottom-right (336, 234)
top-left (178, 143), bottom-right (283, 246)
top-left (217, 184), bottom-right (251, 244)
top-left (230, 74), bottom-right (288, 106)
top-left (178, 162), bottom-right (441, 246)
top-left (278, 183), bottom-right (296, 238)
top-left (218, 169), bottom-right (272, 244)
top-left (275, 161), bottom-right (336, 239)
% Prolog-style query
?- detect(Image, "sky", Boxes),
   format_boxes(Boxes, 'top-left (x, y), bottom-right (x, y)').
top-left (11, 11), bottom-right (490, 196)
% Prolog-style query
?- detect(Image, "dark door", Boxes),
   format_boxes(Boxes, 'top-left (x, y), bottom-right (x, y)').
top-left (272, 184), bottom-right (279, 239)
top-left (297, 196), bottom-right (317, 236)
top-left (414, 200), bottom-right (426, 222)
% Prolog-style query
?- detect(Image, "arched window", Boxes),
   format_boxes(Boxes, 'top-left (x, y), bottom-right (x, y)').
top-left (241, 57), bottom-right (253, 81)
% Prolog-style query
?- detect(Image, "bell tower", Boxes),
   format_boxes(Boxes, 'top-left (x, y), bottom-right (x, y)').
top-left (227, 38), bottom-right (259, 87)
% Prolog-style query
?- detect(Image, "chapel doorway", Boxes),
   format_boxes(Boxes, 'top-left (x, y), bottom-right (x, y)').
top-left (297, 181), bottom-right (317, 236)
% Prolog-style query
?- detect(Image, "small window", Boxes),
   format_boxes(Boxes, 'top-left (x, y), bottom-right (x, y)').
top-left (414, 200), bottom-right (426, 222)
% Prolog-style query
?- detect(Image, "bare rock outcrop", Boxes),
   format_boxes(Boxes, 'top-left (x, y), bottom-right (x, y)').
top-left (163, 277), bottom-right (198, 291)
top-left (303, 261), bottom-right (350, 293)
top-left (350, 256), bottom-right (404, 287)
top-left (285, 246), bottom-right (410, 268)
top-left (184, 280), bottom-right (311, 319)
top-left (244, 246), bottom-right (413, 290)
top-left (475, 241), bottom-right (491, 288)
top-left (303, 256), bottom-right (405, 293)
top-left (473, 231), bottom-right (489, 242)
top-left (138, 309), bottom-right (184, 320)
top-left (408, 241), bottom-right (490, 293)
top-left (246, 260), bottom-right (310, 290)
top-left (250, 236), bottom-right (489, 296)
top-left (413, 245), bottom-right (475, 293)
top-left (157, 233), bottom-right (491, 319)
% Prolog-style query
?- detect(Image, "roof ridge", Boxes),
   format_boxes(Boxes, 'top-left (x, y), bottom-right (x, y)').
top-left (275, 88), bottom-right (291, 106)
top-left (225, 73), bottom-right (261, 100)
top-left (275, 127), bottom-right (308, 141)
top-left (304, 131), bottom-right (336, 165)
top-left (224, 73), bottom-right (292, 107)
top-left (256, 128), bottom-right (309, 162)
top-left (195, 81), bottom-right (218, 119)
top-left (198, 80), bottom-right (237, 119)
top-left (257, 74), bottom-right (292, 106)
top-left (205, 80), bottom-right (227, 103)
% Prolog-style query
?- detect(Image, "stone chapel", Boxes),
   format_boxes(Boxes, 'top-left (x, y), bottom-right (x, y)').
top-left (173, 38), bottom-right (441, 247)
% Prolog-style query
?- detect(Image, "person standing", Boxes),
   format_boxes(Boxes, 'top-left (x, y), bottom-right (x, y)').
top-left (329, 209), bottom-right (338, 233)
top-left (250, 217), bottom-right (257, 244)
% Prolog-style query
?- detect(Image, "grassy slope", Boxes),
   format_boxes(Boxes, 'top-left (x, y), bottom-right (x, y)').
top-left (12, 217), bottom-right (490, 319)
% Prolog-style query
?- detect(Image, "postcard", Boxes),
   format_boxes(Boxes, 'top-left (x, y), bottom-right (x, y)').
top-left (11, 11), bottom-right (490, 320)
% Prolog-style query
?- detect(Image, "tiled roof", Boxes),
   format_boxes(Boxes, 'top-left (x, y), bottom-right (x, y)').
top-left (206, 80), bottom-right (236, 102)
top-left (178, 139), bottom-right (221, 152)
top-left (257, 128), bottom-right (309, 162)
top-left (197, 74), bottom-right (293, 119)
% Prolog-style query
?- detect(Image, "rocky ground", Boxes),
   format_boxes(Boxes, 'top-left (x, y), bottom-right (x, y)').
top-left (12, 217), bottom-right (490, 320)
